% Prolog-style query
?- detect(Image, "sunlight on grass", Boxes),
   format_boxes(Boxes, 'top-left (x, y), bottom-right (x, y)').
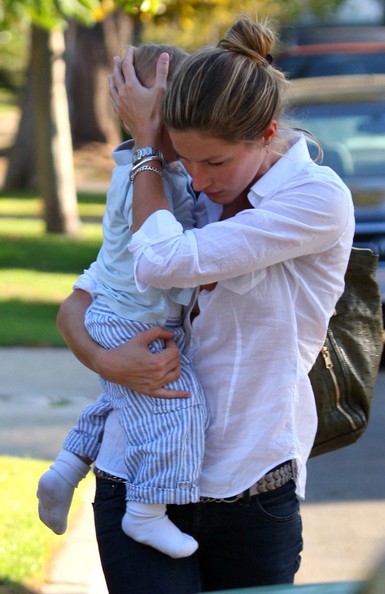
top-left (0, 217), bottom-right (102, 240)
top-left (0, 198), bottom-right (43, 217)
top-left (0, 218), bottom-right (45, 236)
top-left (0, 198), bottom-right (105, 219)
top-left (0, 456), bottom-right (91, 591)
top-left (0, 270), bottom-right (77, 302)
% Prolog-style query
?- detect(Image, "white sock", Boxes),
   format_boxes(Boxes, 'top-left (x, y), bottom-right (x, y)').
top-left (36, 450), bottom-right (90, 535)
top-left (121, 501), bottom-right (198, 559)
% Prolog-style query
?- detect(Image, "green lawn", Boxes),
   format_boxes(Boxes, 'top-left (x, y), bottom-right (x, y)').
top-left (0, 190), bottom-right (103, 346)
top-left (0, 457), bottom-right (90, 594)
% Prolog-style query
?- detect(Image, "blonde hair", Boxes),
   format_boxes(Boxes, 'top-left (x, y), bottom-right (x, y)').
top-left (163, 16), bottom-right (289, 144)
top-left (132, 44), bottom-right (188, 87)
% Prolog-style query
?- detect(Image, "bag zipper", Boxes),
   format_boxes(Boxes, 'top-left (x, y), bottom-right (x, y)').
top-left (320, 345), bottom-right (358, 431)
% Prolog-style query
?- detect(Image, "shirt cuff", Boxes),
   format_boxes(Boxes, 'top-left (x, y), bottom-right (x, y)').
top-left (73, 261), bottom-right (99, 294)
top-left (129, 210), bottom-right (183, 249)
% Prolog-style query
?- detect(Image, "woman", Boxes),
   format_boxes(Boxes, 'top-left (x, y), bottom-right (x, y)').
top-left (57, 16), bottom-right (354, 594)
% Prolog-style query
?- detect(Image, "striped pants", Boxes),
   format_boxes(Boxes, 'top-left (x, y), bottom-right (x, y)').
top-left (64, 299), bottom-right (209, 505)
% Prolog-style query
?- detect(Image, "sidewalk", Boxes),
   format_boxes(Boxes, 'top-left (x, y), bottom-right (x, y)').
top-left (1, 346), bottom-right (385, 593)
top-left (39, 482), bottom-right (107, 594)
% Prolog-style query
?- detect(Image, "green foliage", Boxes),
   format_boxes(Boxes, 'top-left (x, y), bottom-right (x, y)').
top-left (141, 0), bottom-right (349, 50)
top-left (0, 0), bottom-right (350, 35)
top-left (0, 25), bottom-right (28, 91)
top-left (0, 0), bottom-right (162, 30)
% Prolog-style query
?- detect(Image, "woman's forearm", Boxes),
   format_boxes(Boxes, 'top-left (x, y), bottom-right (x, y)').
top-left (56, 289), bottom-right (100, 373)
top-left (110, 50), bottom-right (171, 231)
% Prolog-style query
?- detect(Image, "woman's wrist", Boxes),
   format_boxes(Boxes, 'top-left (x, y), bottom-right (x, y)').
top-left (93, 347), bottom-right (113, 380)
top-left (134, 128), bottom-right (161, 149)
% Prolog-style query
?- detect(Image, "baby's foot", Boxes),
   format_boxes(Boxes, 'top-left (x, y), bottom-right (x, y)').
top-left (37, 468), bottom-right (75, 534)
top-left (36, 450), bottom-right (90, 534)
top-left (122, 501), bottom-right (198, 558)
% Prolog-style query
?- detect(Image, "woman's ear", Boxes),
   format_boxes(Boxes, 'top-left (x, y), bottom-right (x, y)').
top-left (263, 120), bottom-right (277, 144)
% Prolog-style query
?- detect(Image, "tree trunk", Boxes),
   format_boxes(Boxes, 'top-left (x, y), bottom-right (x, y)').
top-left (3, 36), bottom-right (37, 190)
top-left (31, 25), bottom-right (80, 235)
top-left (65, 11), bottom-right (135, 148)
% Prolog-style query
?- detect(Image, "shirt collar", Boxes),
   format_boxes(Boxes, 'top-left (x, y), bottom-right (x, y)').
top-left (248, 135), bottom-right (313, 207)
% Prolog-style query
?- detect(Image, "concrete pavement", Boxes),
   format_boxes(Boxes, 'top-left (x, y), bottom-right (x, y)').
top-left (1, 346), bottom-right (385, 592)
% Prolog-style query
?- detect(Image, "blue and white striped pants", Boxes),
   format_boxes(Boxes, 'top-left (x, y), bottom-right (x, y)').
top-left (64, 300), bottom-right (209, 505)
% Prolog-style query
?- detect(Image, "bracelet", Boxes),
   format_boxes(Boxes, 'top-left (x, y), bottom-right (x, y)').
top-left (132, 147), bottom-right (164, 167)
top-left (131, 155), bottom-right (165, 174)
top-left (130, 165), bottom-right (163, 183)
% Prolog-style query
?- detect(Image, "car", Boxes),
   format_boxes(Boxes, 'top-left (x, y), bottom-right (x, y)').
top-left (285, 74), bottom-right (385, 312)
top-left (275, 25), bottom-right (385, 79)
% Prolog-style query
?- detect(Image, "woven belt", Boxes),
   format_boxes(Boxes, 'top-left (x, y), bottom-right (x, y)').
top-left (94, 461), bottom-right (297, 502)
top-left (200, 461), bottom-right (297, 504)
top-left (94, 467), bottom-right (126, 483)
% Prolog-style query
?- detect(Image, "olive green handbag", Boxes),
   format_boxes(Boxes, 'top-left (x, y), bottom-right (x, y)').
top-left (309, 247), bottom-right (384, 457)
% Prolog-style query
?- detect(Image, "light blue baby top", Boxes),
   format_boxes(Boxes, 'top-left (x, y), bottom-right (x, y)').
top-left (93, 140), bottom-right (196, 325)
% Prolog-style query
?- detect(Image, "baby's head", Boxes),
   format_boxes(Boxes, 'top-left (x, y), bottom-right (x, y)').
top-left (132, 44), bottom-right (188, 88)
top-left (122, 44), bottom-right (188, 161)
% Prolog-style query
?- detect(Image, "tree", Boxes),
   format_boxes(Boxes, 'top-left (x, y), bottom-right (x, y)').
top-left (0, 0), bottom-right (160, 234)
top-left (32, 25), bottom-right (80, 233)
top-left (65, 11), bottom-right (136, 148)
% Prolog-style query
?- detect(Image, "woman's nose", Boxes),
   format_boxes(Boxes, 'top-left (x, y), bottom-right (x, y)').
top-left (190, 166), bottom-right (210, 192)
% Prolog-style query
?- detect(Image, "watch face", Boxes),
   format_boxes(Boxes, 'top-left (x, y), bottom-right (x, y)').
top-left (132, 147), bottom-right (162, 165)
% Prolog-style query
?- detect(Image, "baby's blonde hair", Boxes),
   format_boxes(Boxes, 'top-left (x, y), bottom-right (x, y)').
top-left (132, 44), bottom-right (189, 87)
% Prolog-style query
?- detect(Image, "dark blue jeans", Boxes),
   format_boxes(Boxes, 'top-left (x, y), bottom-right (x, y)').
top-left (93, 477), bottom-right (303, 594)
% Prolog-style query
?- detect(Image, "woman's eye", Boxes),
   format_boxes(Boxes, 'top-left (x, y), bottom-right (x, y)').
top-left (208, 161), bottom-right (224, 167)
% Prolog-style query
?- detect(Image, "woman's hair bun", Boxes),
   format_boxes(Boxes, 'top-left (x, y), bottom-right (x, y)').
top-left (218, 16), bottom-right (275, 67)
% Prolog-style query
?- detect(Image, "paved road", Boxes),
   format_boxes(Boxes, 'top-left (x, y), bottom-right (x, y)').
top-left (0, 347), bottom-right (101, 459)
top-left (1, 346), bottom-right (385, 587)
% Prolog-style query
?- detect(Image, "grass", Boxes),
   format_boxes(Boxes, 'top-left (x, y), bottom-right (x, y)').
top-left (0, 456), bottom-right (89, 594)
top-left (0, 190), bottom-right (103, 346)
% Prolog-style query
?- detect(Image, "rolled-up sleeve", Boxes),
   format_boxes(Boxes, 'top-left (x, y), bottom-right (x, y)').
top-left (129, 210), bottom-right (201, 291)
top-left (73, 261), bottom-right (99, 294)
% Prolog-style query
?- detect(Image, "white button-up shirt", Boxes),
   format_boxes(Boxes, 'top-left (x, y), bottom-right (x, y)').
top-left (128, 137), bottom-right (355, 498)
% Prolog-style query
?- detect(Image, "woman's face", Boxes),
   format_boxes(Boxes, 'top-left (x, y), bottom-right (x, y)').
top-left (168, 128), bottom-right (276, 205)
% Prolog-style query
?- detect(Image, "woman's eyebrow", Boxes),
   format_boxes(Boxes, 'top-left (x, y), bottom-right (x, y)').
top-left (176, 153), bottom-right (226, 163)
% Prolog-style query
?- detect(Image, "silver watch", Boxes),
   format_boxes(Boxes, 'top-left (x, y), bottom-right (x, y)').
top-left (132, 147), bottom-right (163, 167)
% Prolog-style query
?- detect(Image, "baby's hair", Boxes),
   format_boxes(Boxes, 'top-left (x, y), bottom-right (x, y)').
top-left (133, 44), bottom-right (189, 87)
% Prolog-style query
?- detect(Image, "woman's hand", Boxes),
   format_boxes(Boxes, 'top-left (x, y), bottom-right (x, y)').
top-left (109, 47), bottom-right (169, 146)
top-left (57, 290), bottom-right (189, 399)
top-left (94, 326), bottom-right (190, 399)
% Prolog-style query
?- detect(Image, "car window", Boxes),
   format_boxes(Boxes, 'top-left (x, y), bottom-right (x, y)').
top-left (278, 52), bottom-right (385, 78)
top-left (288, 102), bottom-right (385, 179)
